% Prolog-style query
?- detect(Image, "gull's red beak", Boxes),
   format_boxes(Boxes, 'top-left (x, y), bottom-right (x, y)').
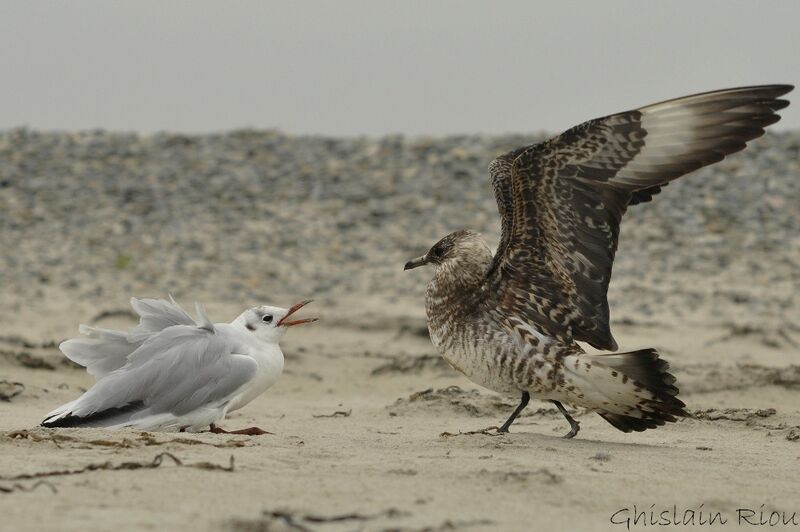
top-left (277, 299), bottom-right (318, 327)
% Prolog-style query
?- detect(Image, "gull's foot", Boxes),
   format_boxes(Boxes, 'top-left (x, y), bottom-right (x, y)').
top-left (209, 423), bottom-right (272, 436)
top-left (497, 421), bottom-right (514, 433)
top-left (562, 420), bottom-right (580, 439)
top-left (552, 400), bottom-right (580, 439)
top-left (229, 427), bottom-right (272, 436)
top-left (497, 391), bottom-right (530, 434)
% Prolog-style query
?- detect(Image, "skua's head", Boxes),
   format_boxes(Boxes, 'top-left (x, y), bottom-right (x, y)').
top-left (403, 230), bottom-right (490, 272)
top-left (238, 300), bottom-right (317, 342)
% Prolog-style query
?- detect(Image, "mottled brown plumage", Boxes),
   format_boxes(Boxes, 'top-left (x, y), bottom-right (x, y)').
top-left (405, 85), bottom-right (793, 438)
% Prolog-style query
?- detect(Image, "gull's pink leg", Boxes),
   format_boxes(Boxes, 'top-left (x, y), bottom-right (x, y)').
top-left (209, 423), bottom-right (272, 435)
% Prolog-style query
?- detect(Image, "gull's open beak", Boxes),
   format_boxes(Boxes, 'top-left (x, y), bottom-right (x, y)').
top-left (404, 255), bottom-right (429, 271)
top-left (277, 299), bottom-right (318, 327)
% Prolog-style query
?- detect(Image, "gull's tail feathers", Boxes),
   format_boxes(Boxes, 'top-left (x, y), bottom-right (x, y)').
top-left (562, 349), bottom-right (688, 433)
top-left (40, 401), bottom-right (213, 432)
top-left (41, 401), bottom-right (145, 428)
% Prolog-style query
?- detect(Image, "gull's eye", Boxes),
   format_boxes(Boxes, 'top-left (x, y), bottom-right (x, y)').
top-left (262, 314), bottom-right (273, 323)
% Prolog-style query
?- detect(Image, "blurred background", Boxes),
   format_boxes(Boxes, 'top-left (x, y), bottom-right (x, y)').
top-left (0, 0), bottom-right (798, 325)
top-left (2, 0), bottom-right (799, 135)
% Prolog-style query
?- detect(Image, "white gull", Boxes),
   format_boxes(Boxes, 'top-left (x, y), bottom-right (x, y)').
top-left (42, 296), bottom-right (316, 434)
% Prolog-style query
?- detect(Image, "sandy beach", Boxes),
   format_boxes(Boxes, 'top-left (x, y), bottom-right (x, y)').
top-left (1, 129), bottom-right (798, 531)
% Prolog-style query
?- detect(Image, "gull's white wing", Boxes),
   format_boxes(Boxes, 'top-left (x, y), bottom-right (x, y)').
top-left (43, 321), bottom-right (258, 429)
top-left (61, 296), bottom-right (202, 379)
top-left (128, 296), bottom-right (196, 342)
top-left (60, 325), bottom-right (134, 379)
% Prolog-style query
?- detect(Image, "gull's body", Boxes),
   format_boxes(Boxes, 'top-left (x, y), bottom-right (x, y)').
top-left (406, 85), bottom-right (793, 438)
top-left (208, 322), bottom-right (284, 414)
top-left (42, 297), bottom-right (315, 433)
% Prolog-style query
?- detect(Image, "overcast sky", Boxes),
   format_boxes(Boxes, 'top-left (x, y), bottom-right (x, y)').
top-left (1, 1), bottom-right (798, 136)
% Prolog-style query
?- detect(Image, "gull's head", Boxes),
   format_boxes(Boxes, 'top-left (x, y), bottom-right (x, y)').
top-left (404, 230), bottom-right (491, 273)
top-left (238, 300), bottom-right (317, 342)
